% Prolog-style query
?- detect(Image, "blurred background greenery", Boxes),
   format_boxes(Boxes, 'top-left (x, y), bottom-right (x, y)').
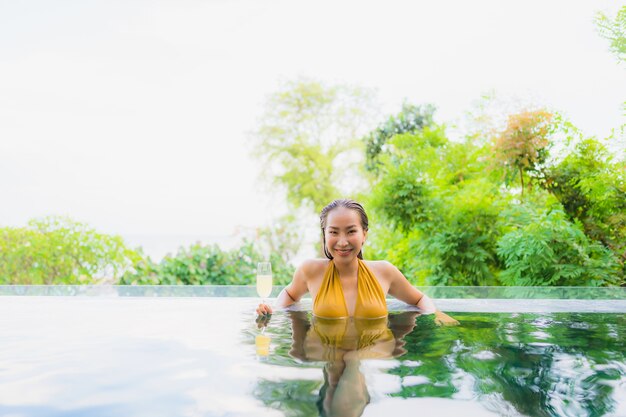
top-left (1, 6), bottom-right (624, 287)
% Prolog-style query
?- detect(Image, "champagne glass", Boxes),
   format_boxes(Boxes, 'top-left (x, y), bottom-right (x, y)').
top-left (256, 262), bottom-right (273, 306)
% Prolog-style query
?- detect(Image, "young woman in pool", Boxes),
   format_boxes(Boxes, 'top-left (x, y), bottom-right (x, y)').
top-left (256, 199), bottom-right (458, 326)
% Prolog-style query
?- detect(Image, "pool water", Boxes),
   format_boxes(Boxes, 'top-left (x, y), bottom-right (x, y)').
top-left (0, 289), bottom-right (624, 417)
top-left (254, 310), bottom-right (625, 417)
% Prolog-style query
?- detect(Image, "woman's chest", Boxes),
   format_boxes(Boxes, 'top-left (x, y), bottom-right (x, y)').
top-left (309, 273), bottom-right (390, 314)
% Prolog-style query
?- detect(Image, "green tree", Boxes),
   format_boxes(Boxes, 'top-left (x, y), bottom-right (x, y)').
top-left (594, 5), bottom-right (626, 162)
top-left (595, 6), bottom-right (626, 65)
top-left (368, 126), bottom-right (505, 285)
top-left (363, 102), bottom-right (436, 173)
top-left (545, 139), bottom-right (626, 275)
top-left (493, 109), bottom-right (555, 198)
top-left (366, 103), bottom-right (623, 286)
top-left (253, 78), bottom-right (379, 214)
top-left (0, 216), bottom-right (139, 284)
top-left (257, 214), bottom-right (302, 265)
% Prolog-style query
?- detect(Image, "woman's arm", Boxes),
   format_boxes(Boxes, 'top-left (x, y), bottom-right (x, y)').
top-left (386, 262), bottom-right (434, 312)
top-left (386, 262), bottom-right (459, 326)
top-left (256, 263), bottom-right (309, 315)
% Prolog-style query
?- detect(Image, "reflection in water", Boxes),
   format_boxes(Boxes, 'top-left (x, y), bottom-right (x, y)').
top-left (256, 333), bottom-right (271, 358)
top-left (255, 311), bottom-right (421, 417)
top-left (252, 312), bottom-right (626, 417)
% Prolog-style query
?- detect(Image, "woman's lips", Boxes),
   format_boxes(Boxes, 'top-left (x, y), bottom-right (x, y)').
top-left (334, 248), bottom-right (352, 256)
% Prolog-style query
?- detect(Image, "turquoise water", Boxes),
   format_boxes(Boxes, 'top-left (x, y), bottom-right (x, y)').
top-left (0, 287), bottom-right (624, 416)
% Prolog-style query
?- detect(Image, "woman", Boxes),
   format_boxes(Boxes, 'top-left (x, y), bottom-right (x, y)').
top-left (256, 199), bottom-right (458, 326)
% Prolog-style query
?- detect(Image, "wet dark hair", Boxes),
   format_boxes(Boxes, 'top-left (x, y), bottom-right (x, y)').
top-left (320, 199), bottom-right (369, 260)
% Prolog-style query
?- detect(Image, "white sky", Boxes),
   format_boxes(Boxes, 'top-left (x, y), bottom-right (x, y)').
top-left (1, 0), bottom-right (624, 256)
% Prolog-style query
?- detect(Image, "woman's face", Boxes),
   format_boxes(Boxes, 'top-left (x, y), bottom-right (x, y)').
top-left (324, 207), bottom-right (367, 262)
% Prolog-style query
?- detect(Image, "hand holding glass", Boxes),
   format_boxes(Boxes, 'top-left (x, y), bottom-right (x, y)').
top-left (256, 262), bottom-right (273, 305)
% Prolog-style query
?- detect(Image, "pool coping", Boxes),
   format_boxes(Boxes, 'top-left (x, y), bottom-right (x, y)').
top-left (1, 290), bottom-right (625, 313)
top-left (1, 285), bottom-right (625, 300)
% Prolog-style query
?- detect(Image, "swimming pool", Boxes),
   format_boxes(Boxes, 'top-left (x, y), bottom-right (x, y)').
top-left (0, 286), bottom-right (624, 417)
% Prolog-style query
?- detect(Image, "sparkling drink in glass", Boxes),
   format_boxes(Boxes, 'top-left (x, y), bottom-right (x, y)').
top-left (256, 262), bottom-right (272, 303)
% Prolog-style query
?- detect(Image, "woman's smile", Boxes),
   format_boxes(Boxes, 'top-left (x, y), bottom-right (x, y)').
top-left (334, 248), bottom-right (353, 257)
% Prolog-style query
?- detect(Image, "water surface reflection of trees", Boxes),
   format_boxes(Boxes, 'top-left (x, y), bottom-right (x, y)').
top-left (250, 312), bottom-right (625, 417)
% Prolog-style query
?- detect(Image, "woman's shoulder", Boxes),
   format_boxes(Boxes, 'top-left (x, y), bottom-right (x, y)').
top-left (364, 259), bottom-right (400, 278)
top-left (364, 259), bottom-right (395, 270)
top-left (297, 258), bottom-right (330, 275)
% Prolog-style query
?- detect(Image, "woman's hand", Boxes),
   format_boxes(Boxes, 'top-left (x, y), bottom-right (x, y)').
top-left (434, 311), bottom-right (460, 326)
top-left (255, 312), bottom-right (271, 329)
top-left (256, 303), bottom-right (273, 316)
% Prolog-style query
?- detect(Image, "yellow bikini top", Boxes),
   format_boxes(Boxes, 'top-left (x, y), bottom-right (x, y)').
top-left (313, 259), bottom-right (388, 319)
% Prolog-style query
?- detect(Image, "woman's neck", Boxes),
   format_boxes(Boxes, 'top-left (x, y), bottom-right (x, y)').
top-left (333, 258), bottom-right (359, 280)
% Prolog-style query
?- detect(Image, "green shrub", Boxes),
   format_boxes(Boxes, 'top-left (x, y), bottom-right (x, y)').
top-left (497, 209), bottom-right (622, 286)
top-left (546, 139), bottom-right (626, 273)
top-left (120, 239), bottom-right (295, 286)
top-left (368, 127), bottom-right (506, 286)
top-left (0, 216), bottom-right (139, 284)
top-left (365, 106), bottom-right (624, 286)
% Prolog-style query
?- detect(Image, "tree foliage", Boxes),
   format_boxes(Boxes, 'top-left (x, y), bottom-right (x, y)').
top-left (493, 109), bottom-right (554, 197)
top-left (497, 208), bottom-right (621, 286)
top-left (595, 5), bottom-right (626, 65)
top-left (0, 216), bottom-right (139, 284)
top-left (369, 127), bottom-right (506, 286)
top-left (254, 78), bottom-right (379, 214)
top-left (120, 239), bottom-right (295, 286)
top-left (0, 217), bottom-right (296, 286)
top-left (366, 104), bottom-right (624, 286)
top-left (546, 139), bottom-right (626, 266)
top-left (363, 103), bottom-right (436, 173)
